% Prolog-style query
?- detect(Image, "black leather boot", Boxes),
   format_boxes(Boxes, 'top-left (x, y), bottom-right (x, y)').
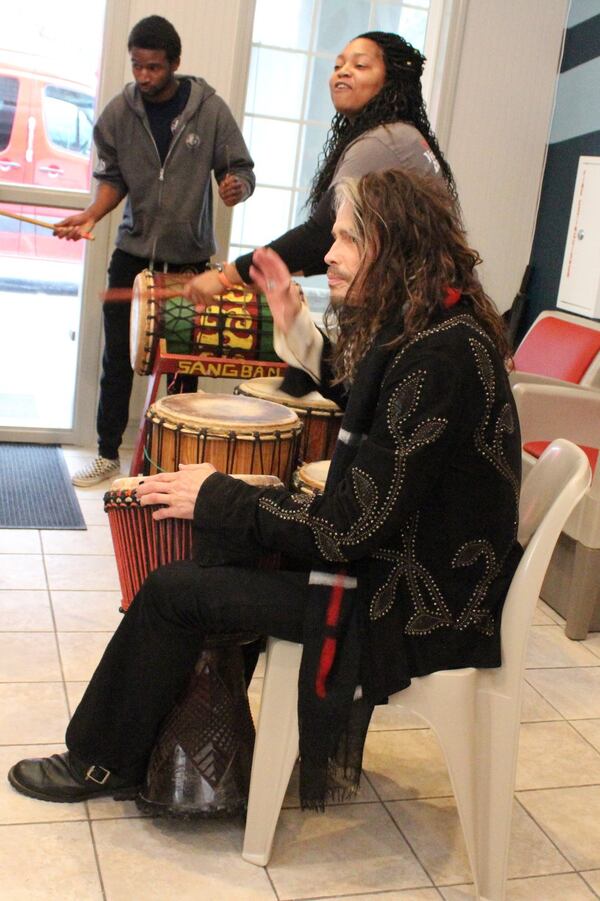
top-left (8, 751), bottom-right (142, 803)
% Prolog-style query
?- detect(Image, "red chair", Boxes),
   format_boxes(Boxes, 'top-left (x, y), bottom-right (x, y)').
top-left (510, 310), bottom-right (600, 390)
top-left (512, 383), bottom-right (600, 638)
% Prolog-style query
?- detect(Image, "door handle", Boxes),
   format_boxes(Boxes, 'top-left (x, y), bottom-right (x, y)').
top-left (26, 115), bottom-right (36, 163)
top-left (39, 165), bottom-right (64, 177)
top-left (0, 160), bottom-right (22, 171)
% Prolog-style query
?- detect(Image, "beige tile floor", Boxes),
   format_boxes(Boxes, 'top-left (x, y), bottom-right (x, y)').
top-left (1, 445), bottom-right (600, 899)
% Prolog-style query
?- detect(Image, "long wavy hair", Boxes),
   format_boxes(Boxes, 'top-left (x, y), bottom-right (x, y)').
top-left (326, 169), bottom-right (510, 384)
top-left (309, 30), bottom-right (456, 211)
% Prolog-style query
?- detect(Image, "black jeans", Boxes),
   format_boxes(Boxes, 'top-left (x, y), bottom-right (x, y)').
top-left (66, 561), bottom-right (308, 780)
top-left (97, 249), bottom-right (208, 460)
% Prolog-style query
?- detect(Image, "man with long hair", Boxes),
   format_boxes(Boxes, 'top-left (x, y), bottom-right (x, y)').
top-left (9, 169), bottom-right (521, 811)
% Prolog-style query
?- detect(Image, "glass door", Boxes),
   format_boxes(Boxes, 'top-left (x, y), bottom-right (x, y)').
top-left (0, 2), bottom-right (108, 437)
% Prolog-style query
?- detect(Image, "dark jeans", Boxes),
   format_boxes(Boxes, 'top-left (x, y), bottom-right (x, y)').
top-left (98, 249), bottom-right (208, 460)
top-left (66, 561), bottom-right (308, 780)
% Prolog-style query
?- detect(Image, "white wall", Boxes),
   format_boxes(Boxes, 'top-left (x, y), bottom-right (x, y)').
top-left (444, 0), bottom-right (569, 313)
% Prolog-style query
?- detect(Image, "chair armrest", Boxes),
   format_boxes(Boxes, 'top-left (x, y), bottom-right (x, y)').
top-left (509, 370), bottom-right (600, 390)
top-left (512, 383), bottom-right (600, 449)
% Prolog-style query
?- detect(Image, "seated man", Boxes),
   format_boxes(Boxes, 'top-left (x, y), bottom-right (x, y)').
top-left (8, 169), bottom-right (522, 810)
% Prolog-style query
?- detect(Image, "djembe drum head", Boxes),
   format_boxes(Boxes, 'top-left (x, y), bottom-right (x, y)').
top-left (293, 459), bottom-right (331, 495)
top-left (236, 376), bottom-right (342, 463)
top-left (144, 392), bottom-right (302, 483)
top-left (130, 270), bottom-right (195, 375)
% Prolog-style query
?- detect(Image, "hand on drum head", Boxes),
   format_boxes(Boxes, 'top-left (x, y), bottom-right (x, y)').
top-left (250, 247), bottom-right (302, 336)
top-left (136, 463), bottom-right (217, 520)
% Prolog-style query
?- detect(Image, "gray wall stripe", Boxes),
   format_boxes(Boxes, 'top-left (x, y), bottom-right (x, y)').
top-left (549, 56), bottom-right (600, 144)
top-left (568, 0), bottom-right (600, 28)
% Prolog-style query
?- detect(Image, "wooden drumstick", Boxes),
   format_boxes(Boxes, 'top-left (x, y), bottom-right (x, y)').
top-left (101, 286), bottom-right (189, 302)
top-left (101, 285), bottom-right (257, 302)
top-left (0, 208), bottom-right (95, 240)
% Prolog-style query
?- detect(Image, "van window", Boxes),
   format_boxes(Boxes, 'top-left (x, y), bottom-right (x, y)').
top-left (43, 85), bottom-right (94, 156)
top-left (0, 76), bottom-right (19, 152)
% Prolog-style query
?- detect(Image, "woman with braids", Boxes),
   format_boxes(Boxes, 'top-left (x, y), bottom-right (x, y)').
top-left (9, 169), bottom-right (521, 813)
top-left (185, 31), bottom-right (455, 306)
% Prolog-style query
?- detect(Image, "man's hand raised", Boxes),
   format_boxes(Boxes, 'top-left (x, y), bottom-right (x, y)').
top-left (250, 247), bottom-right (302, 336)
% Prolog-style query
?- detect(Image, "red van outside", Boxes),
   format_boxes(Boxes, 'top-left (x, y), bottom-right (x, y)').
top-left (0, 50), bottom-right (96, 276)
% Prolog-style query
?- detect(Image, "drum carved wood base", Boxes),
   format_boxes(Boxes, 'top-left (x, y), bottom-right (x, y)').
top-left (136, 639), bottom-right (256, 818)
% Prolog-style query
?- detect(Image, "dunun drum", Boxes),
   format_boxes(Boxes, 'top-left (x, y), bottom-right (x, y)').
top-left (235, 376), bottom-right (342, 463)
top-left (144, 392), bottom-right (302, 484)
top-left (104, 476), bottom-right (192, 611)
top-left (137, 634), bottom-right (256, 818)
top-left (130, 269), bottom-right (278, 376)
top-left (293, 459), bottom-right (331, 496)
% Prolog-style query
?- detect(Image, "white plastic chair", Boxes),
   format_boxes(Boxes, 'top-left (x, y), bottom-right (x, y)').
top-left (242, 439), bottom-right (591, 901)
top-left (513, 382), bottom-right (600, 638)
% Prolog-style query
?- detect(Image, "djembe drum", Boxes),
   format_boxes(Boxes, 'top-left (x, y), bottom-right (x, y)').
top-left (105, 473), bottom-right (281, 610)
top-left (104, 476), bottom-right (192, 611)
top-left (104, 473), bottom-right (282, 818)
top-left (144, 392), bottom-right (302, 484)
top-left (292, 459), bottom-right (331, 496)
top-left (130, 269), bottom-right (278, 376)
top-left (235, 376), bottom-right (342, 463)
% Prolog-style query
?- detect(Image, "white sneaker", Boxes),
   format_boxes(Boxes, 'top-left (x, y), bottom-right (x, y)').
top-left (71, 456), bottom-right (120, 487)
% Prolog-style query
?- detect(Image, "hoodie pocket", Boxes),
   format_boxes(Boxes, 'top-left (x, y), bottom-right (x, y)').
top-left (154, 221), bottom-right (205, 262)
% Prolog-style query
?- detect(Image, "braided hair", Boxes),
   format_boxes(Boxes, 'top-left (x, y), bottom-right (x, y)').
top-left (308, 31), bottom-right (456, 210)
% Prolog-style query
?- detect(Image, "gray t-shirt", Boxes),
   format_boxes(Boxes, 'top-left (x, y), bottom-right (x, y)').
top-left (332, 121), bottom-right (441, 187)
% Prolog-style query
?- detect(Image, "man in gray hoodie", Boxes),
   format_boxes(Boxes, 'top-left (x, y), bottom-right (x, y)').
top-left (55, 15), bottom-right (255, 486)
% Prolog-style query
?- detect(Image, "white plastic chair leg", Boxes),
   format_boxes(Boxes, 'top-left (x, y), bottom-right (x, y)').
top-left (242, 638), bottom-right (303, 866)
top-left (472, 686), bottom-right (522, 901)
top-left (393, 670), bottom-right (516, 901)
top-left (391, 670), bottom-right (480, 892)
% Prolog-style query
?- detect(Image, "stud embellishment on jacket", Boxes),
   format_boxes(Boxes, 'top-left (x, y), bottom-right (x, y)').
top-left (371, 513), bottom-right (454, 630)
top-left (469, 337), bottom-right (520, 516)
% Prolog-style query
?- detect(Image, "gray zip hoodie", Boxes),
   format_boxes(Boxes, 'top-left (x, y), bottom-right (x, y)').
top-left (93, 76), bottom-right (255, 263)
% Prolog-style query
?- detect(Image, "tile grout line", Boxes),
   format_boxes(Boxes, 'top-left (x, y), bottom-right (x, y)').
top-left (44, 532), bottom-right (108, 899)
top-left (379, 795), bottom-right (444, 892)
top-left (87, 819), bottom-right (108, 901)
top-left (285, 887), bottom-right (444, 900)
top-left (523, 675), bottom-right (571, 721)
top-left (355, 771), bottom-right (440, 891)
top-left (46, 486), bottom-right (109, 901)
top-left (579, 871), bottom-right (600, 900)
top-left (513, 793), bottom-right (582, 878)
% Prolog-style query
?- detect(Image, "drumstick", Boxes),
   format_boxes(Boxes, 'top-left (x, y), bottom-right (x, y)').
top-left (101, 286), bottom-right (191, 302)
top-left (101, 285), bottom-right (258, 302)
top-left (0, 208), bottom-right (95, 240)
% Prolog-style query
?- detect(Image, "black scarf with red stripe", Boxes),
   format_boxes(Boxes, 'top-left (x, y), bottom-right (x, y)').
top-left (296, 329), bottom-right (396, 809)
top-left (296, 292), bottom-right (463, 809)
